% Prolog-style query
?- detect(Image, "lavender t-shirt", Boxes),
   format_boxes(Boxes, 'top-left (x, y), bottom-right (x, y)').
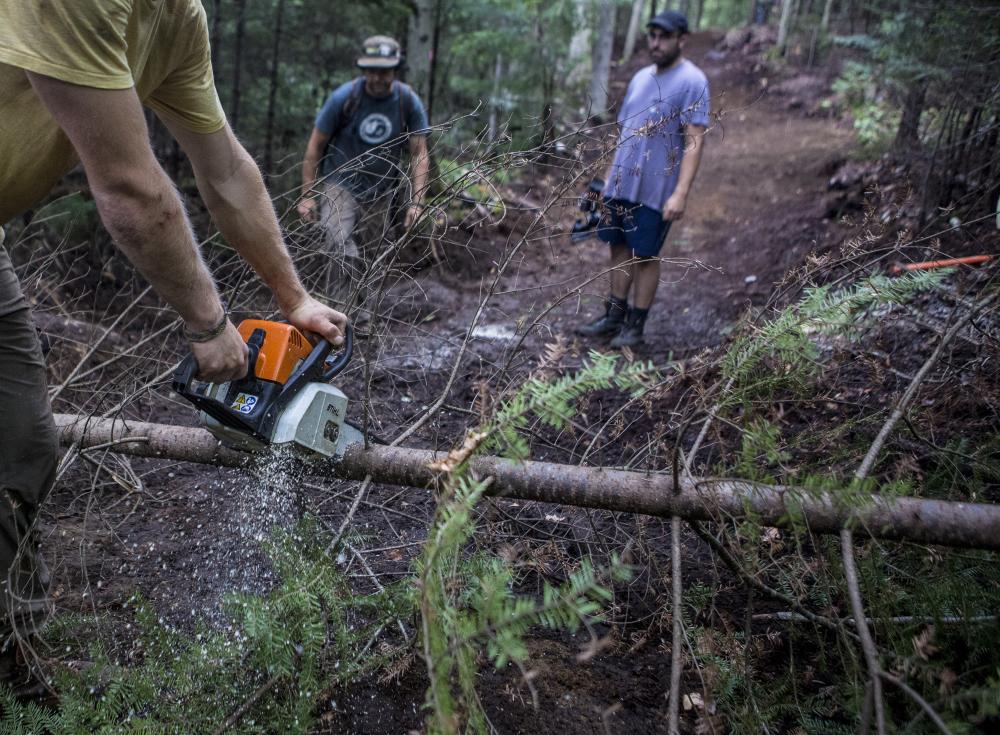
top-left (604, 60), bottom-right (710, 212)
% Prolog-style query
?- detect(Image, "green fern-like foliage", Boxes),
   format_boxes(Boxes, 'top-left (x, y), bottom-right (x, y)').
top-left (721, 270), bottom-right (947, 400)
top-left (0, 686), bottom-right (61, 734)
top-left (0, 518), bottom-right (393, 735)
top-left (417, 357), bottom-right (637, 734)
top-left (701, 268), bottom-right (1000, 733)
top-left (487, 350), bottom-right (656, 460)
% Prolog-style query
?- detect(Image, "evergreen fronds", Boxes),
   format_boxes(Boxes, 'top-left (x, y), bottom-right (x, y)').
top-left (0, 686), bottom-right (61, 735)
top-left (486, 350), bottom-right (656, 460)
top-left (721, 270), bottom-right (946, 399)
top-left (416, 360), bottom-right (638, 734)
top-left (0, 518), bottom-right (392, 735)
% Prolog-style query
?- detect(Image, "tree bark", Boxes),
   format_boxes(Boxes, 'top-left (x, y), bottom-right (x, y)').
top-left (263, 0), bottom-right (286, 174)
top-left (407, 0), bottom-right (436, 106)
top-left (894, 80), bottom-right (927, 155)
top-left (819, 0), bottom-right (835, 34)
top-left (588, 0), bottom-right (617, 120)
top-left (230, 0), bottom-right (248, 133)
top-left (426, 1), bottom-right (444, 123)
top-left (693, 0), bottom-right (704, 30)
top-left (53, 414), bottom-right (1000, 551)
top-left (209, 0), bottom-right (222, 77)
top-left (564, 0), bottom-right (593, 89)
top-left (777, 0), bottom-right (797, 56)
top-left (622, 0), bottom-right (646, 63)
top-left (488, 53), bottom-right (503, 143)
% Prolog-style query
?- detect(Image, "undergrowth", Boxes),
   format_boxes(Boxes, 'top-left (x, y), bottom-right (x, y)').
top-left (694, 269), bottom-right (1000, 733)
top-left (2, 520), bottom-right (390, 734)
top-left (2, 353), bottom-right (647, 734)
top-left (415, 351), bottom-right (645, 734)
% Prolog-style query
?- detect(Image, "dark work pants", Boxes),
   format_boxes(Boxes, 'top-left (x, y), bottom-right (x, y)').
top-left (0, 238), bottom-right (57, 641)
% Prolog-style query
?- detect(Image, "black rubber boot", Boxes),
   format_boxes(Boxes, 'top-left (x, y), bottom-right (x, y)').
top-left (576, 296), bottom-right (628, 337)
top-left (610, 307), bottom-right (648, 348)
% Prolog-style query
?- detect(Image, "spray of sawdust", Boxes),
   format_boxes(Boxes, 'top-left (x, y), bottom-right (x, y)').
top-left (152, 445), bottom-right (306, 626)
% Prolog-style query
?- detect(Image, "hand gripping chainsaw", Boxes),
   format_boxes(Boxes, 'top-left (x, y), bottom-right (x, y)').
top-left (172, 320), bottom-right (362, 459)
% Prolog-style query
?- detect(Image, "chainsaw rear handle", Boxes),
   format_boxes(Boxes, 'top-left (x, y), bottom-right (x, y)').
top-left (172, 328), bottom-right (264, 392)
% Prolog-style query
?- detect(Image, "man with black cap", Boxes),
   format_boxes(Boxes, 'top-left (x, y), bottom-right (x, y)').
top-left (576, 10), bottom-right (710, 348)
top-left (298, 36), bottom-right (430, 307)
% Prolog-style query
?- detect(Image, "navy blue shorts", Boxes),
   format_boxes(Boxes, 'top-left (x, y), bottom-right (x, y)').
top-left (596, 198), bottom-right (672, 257)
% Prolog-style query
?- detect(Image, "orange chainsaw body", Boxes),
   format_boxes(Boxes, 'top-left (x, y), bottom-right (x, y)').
top-left (236, 319), bottom-right (312, 385)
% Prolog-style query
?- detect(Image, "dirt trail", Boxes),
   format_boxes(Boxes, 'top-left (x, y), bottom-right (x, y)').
top-left (316, 32), bottom-right (861, 733)
top-left (44, 31), bottom-right (861, 734)
top-left (455, 31), bottom-right (855, 359)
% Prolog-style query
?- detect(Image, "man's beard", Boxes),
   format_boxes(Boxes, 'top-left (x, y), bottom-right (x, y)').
top-left (655, 47), bottom-right (682, 69)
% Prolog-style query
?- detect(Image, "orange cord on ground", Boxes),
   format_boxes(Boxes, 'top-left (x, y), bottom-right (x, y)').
top-left (890, 255), bottom-right (992, 274)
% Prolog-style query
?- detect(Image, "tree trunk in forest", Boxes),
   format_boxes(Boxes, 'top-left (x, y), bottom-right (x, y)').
top-left (894, 80), bottom-right (927, 155)
top-left (565, 0), bottom-right (592, 89)
top-left (777, 0), bottom-right (797, 56)
top-left (488, 54), bottom-right (503, 143)
top-left (819, 0), bottom-right (835, 34)
top-left (540, 6), bottom-right (561, 154)
top-left (209, 0), bottom-right (222, 76)
top-left (52, 414), bottom-right (1000, 552)
top-left (693, 0), bottom-right (704, 30)
top-left (264, 0), bottom-right (286, 174)
top-left (407, 0), bottom-right (436, 107)
top-left (231, 0), bottom-right (247, 133)
top-left (622, 0), bottom-right (646, 63)
top-left (426, 2), bottom-right (444, 123)
top-left (588, 0), bottom-right (616, 120)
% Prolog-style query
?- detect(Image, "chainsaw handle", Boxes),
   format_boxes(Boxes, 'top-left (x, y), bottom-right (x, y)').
top-left (321, 324), bottom-right (353, 381)
top-left (174, 333), bottom-right (260, 388)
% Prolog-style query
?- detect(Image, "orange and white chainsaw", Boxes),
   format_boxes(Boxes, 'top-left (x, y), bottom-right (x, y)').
top-left (172, 320), bottom-right (362, 458)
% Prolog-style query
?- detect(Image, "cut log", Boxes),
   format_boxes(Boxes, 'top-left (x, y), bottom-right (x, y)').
top-left (53, 414), bottom-right (1000, 551)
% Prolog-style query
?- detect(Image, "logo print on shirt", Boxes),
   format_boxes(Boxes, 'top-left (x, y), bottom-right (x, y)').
top-left (358, 113), bottom-right (393, 145)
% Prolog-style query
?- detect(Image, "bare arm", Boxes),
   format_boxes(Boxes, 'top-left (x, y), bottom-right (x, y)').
top-left (26, 73), bottom-right (247, 381)
top-left (297, 127), bottom-right (330, 222)
top-left (404, 134), bottom-right (430, 228)
top-left (161, 119), bottom-right (347, 344)
top-left (662, 123), bottom-right (706, 221)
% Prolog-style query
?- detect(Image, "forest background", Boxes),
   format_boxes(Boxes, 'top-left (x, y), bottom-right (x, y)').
top-left (2, 1), bottom-right (1000, 734)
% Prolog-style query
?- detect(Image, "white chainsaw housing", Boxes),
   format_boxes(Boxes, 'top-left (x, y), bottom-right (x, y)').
top-left (200, 381), bottom-right (363, 459)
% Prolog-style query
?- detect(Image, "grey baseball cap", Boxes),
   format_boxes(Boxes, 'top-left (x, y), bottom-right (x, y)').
top-left (357, 36), bottom-right (402, 69)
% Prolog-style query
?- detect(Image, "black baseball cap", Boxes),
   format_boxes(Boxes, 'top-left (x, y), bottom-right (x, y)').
top-left (647, 10), bottom-right (689, 35)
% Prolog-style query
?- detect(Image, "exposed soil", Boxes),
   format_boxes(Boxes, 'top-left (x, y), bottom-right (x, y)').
top-left (37, 31), bottom-right (872, 733)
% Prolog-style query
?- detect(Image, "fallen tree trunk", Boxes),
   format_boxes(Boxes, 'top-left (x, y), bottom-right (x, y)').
top-left (53, 414), bottom-right (1000, 551)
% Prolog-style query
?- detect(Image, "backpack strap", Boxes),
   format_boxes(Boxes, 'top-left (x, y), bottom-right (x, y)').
top-left (395, 81), bottom-right (414, 135)
top-left (330, 77), bottom-right (365, 140)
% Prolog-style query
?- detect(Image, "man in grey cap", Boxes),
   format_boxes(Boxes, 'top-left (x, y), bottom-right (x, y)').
top-left (298, 36), bottom-right (430, 309)
top-left (577, 10), bottom-right (710, 348)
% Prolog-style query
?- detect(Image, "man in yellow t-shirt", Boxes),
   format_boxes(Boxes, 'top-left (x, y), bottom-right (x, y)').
top-left (0, 0), bottom-right (349, 679)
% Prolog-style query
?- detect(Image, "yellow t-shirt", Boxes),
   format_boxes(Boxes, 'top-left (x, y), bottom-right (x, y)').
top-left (0, 0), bottom-right (226, 226)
